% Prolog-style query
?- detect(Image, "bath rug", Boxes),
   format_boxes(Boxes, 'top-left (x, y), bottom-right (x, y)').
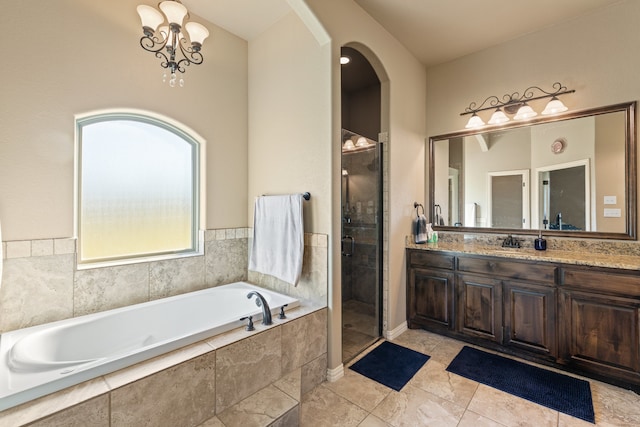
top-left (349, 341), bottom-right (430, 391)
top-left (446, 346), bottom-right (595, 423)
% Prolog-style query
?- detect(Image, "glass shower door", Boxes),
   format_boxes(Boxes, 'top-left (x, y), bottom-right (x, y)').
top-left (341, 129), bottom-right (382, 362)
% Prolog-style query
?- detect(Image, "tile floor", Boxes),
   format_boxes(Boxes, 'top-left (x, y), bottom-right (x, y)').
top-left (301, 328), bottom-right (640, 426)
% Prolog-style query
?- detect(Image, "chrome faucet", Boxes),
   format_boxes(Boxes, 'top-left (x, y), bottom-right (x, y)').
top-left (247, 291), bottom-right (272, 325)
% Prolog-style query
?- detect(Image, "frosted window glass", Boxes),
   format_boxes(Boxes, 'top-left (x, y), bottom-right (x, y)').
top-left (78, 116), bottom-right (198, 263)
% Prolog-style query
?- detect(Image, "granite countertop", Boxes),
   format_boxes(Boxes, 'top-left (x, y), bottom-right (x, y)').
top-left (406, 240), bottom-right (640, 271)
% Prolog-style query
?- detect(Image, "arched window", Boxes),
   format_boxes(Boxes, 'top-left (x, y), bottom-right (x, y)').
top-left (76, 111), bottom-right (203, 266)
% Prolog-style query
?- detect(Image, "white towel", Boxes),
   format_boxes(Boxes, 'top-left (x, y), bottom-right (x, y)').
top-left (249, 194), bottom-right (304, 286)
top-left (465, 203), bottom-right (477, 227)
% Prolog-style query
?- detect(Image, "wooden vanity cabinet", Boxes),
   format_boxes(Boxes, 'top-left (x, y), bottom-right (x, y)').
top-left (457, 256), bottom-right (557, 358)
top-left (406, 251), bottom-right (455, 334)
top-left (407, 248), bottom-right (640, 391)
top-left (558, 267), bottom-right (640, 386)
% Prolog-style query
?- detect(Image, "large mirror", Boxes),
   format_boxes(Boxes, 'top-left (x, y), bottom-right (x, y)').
top-left (429, 102), bottom-right (637, 240)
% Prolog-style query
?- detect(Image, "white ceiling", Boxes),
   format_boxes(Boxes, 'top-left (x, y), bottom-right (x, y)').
top-left (184, 0), bottom-right (623, 67)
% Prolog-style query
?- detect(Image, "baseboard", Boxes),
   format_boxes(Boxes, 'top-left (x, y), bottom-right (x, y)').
top-left (384, 321), bottom-right (408, 341)
top-left (326, 364), bottom-right (344, 382)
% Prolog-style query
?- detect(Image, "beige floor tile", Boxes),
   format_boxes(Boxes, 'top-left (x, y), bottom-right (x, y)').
top-left (372, 384), bottom-right (465, 427)
top-left (457, 410), bottom-right (508, 427)
top-left (467, 384), bottom-right (559, 427)
top-left (300, 384), bottom-right (368, 427)
top-left (324, 369), bottom-right (392, 412)
top-left (391, 328), bottom-right (444, 355)
top-left (586, 380), bottom-right (640, 427)
top-left (409, 359), bottom-right (478, 407)
top-left (358, 413), bottom-right (392, 427)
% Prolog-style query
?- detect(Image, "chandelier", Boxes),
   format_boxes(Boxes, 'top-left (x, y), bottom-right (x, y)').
top-left (136, 1), bottom-right (210, 87)
top-left (461, 82), bottom-right (575, 129)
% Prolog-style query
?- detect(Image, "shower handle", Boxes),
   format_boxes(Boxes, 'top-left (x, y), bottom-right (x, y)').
top-left (342, 235), bottom-right (355, 257)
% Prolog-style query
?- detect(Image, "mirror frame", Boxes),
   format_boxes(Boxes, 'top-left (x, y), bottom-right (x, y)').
top-left (429, 101), bottom-right (637, 240)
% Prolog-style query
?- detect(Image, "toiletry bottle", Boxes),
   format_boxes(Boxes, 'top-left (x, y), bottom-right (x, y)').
top-left (534, 231), bottom-right (547, 251)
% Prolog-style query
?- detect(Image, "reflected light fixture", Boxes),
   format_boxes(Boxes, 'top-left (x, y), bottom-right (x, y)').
top-left (355, 137), bottom-right (370, 148)
top-left (340, 56), bottom-right (351, 65)
top-left (343, 139), bottom-right (356, 150)
top-left (461, 82), bottom-right (574, 129)
top-left (137, 1), bottom-right (210, 87)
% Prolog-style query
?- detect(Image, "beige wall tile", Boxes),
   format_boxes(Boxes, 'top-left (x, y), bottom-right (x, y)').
top-left (149, 255), bottom-right (206, 299)
top-left (217, 385), bottom-right (297, 427)
top-left (0, 254), bottom-right (75, 332)
top-left (281, 309), bottom-right (327, 373)
top-left (73, 263), bottom-right (149, 316)
top-left (110, 351), bottom-right (216, 427)
top-left (301, 353), bottom-right (327, 397)
top-left (27, 395), bottom-right (109, 427)
top-left (215, 328), bottom-right (282, 413)
top-left (205, 238), bottom-right (248, 286)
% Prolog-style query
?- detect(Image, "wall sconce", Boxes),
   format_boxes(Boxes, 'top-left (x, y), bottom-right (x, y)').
top-left (461, 82), bottom-right (575, 129)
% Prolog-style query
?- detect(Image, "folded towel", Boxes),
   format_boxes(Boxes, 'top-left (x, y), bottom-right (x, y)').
top-left (413, 214), bottom-right (428, 244)
top-left (249, 194), bottom-right (304, 286)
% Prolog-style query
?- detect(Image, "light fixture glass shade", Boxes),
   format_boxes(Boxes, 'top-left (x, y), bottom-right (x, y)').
top-left (159, 1), bottom-right (188, 26)
top-left (185, 22), bottom-right (209, 45)
top-left (355, 137), bottom-right (369, 147)
top-left (465, 113), bottom-right (485, 129)
top-left (487, 108), bottom-right (509, 125)
top-left (137, 5), bottom-right (165, 31)
top-left (343, 139), bottom-right (355, 150)
top-left (541, 97), bottom-right (568, 115)
top-left (513, 104), bottom-right (537, 120)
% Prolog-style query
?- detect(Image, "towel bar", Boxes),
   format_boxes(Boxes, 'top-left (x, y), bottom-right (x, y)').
top-left (262, 192), bottom-right (311, 201)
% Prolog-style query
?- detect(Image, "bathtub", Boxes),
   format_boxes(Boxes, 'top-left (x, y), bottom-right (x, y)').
top-left (0, 282), bottom-right (299, 411)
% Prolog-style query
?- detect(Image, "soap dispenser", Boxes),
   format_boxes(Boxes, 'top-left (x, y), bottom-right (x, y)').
top-left (534, 230), bottom-right (547, 251)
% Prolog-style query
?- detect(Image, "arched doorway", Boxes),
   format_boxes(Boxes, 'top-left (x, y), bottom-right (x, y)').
top-left (340, 45), bottom-right (385, 362)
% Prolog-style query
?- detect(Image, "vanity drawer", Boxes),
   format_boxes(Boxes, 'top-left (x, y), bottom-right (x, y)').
top-left (458, 256), bottom-right (556, 283)
top-left (561, 268), bottom-right (640, 298)
top-left (408, 250), bottom-right (455, 270)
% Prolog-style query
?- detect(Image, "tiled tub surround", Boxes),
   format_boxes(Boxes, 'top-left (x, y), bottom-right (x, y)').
top-left (0, 306), bottom-right (327, 426)
top-left (0, 229), bottom-right (327, 333)
top-left (406, 232), bottom-right (640, 270)
top-left (0, 282), bottom-right (300, 411)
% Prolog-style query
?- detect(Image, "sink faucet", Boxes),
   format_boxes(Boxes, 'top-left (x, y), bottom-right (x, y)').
top-left (247, 291), bottom-right (272, 325)
top-left (501, 235), bottom-right (521, 248)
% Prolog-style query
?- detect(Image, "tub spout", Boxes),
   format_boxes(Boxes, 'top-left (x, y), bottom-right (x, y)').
top-left (247, 291), bottom-right (272, 325)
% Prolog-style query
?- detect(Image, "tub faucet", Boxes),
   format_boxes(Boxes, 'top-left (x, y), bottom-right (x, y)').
top-left (247, 291), bottom-right (272, 325)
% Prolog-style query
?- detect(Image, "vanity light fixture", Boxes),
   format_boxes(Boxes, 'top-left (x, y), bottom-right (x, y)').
top-left (343, 139), bottom-right (356, 150)
top-left (136, 1), bottom-right (210, 87)
top-left (461, 82), bottom-right (575, 128)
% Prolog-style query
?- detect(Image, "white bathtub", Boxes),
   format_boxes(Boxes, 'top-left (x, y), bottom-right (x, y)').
top-left (0, 282), bottom-right (298, 411)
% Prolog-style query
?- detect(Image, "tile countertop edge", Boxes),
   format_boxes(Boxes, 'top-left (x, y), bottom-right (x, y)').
top-left (406, 241), bottom-right (640, 271)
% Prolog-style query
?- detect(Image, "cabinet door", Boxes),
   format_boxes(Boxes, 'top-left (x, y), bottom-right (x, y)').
top-left (559, 289), bottom-right (640, 378)
top-left (407, 267), bottom-right (454, 332)
top-left (503, 281), bottom-right (556, 358)
top-left (457, 274), bottom-right (503, 343)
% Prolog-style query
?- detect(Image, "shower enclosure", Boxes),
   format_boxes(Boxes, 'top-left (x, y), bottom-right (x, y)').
top-left (341, 129), bottom-right (382, 362)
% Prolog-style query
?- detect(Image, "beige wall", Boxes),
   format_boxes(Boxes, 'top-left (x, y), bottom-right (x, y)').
top-left (0, 0), bottom-right (249, 241)
top-left (248, 10), bottom-right (331, 235)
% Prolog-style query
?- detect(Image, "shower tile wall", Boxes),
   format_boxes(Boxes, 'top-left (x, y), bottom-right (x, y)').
top-left (0, 230), bottom-right (327, 334)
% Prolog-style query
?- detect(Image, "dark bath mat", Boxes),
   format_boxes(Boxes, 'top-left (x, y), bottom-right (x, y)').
top-left (446, 346), bottom-right (595, 423)
top-left (349, 341), bottom-right (430, 391)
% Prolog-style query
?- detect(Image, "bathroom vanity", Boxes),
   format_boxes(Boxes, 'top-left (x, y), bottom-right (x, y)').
top-left (406, 245), bottom-right (640, 392)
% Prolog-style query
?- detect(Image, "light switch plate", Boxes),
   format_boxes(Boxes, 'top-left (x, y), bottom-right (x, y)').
top-left (604, 196), bottom-right (617, 205)
top-left (604, 208), bottom-right (621, 217)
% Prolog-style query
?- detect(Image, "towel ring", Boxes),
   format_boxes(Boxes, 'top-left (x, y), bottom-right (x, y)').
top-left (413, 202), bottom-right (424, 215)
